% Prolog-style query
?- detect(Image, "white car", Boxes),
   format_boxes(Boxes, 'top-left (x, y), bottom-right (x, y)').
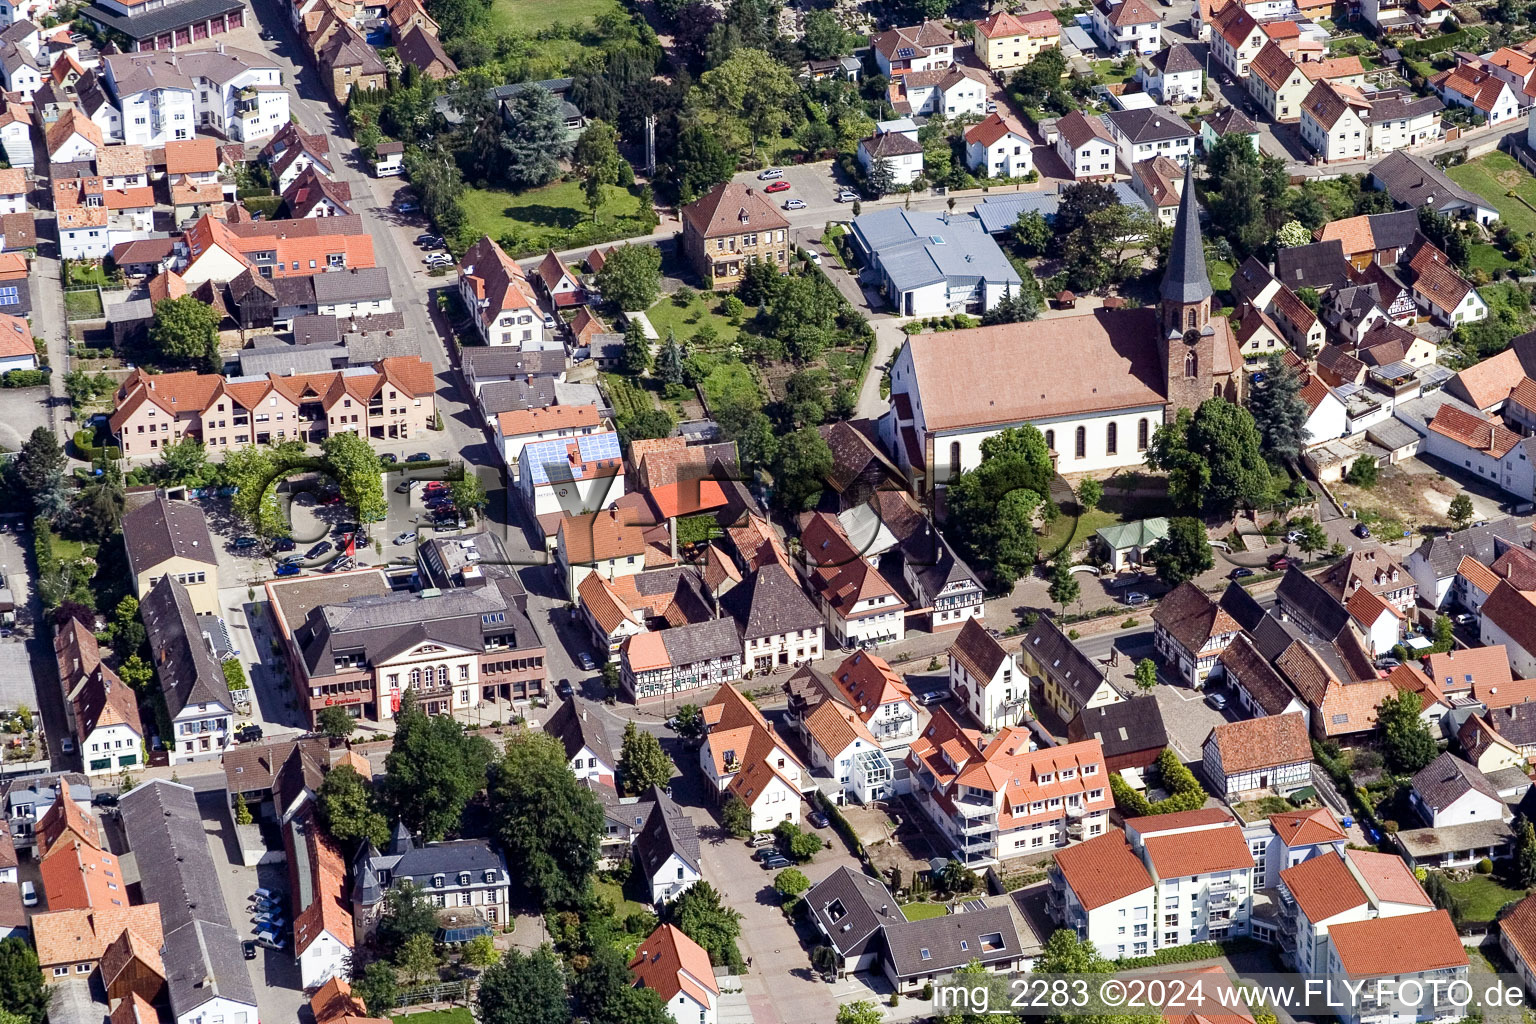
top-left (20, 881), bottom-right (36, 906)
top-left (393, 532), bottom-right (417, 545)
top-left (782, 198), bottom-right (806, 211)
top-left (757, 168), bottom-right (783, 180)
top-left (424, 253), bottom-right (454, 267)
top-left (542, 312), bottom-right (557, 330)
top-left (836, 190), bottom-right (859, 203)
top-left (804, 250), bottom-right (821, 265)
top-left (60, 737), bottom-right (74, 754)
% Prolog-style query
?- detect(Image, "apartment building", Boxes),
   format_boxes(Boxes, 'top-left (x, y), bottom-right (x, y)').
top-left (829, 650), bottom-right (920, 751)
top-left (1125, 810), bottom-right (1256, 945)
top-left (947, 617), bottom-right (1023, 731)
top-left (1048, 830), bottom-right (1156, 958)
top-left (101, 47), bottom-right (287, 146)
top-left (698, 683), bottom-right (811, 832)
top-left (268, 539), bottom-right (547, 727)
top-left (907, 710), bottom-right (1111, 866)
top-left (1021, 613), bottom-right (1123, 720)
top-left (458, 235), bottom-right (544, 348)
top-left (1326, 912), bottom-right (1468, 1024)
top-left (796, 511), bottom-right (907, 649)
top-left (141, 576), bottom-right (233, 766)
top-left (974, 10), bottom-right (1059, 71)
top-left (1277, 848), bottom-right (1437, 974)
top-left (109, 357), bottom-right (436, 459)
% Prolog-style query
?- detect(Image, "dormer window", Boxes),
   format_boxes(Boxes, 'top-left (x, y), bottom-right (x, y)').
top-left (459, 872), bottom-right (470, 886)
top-left (433, 874), bottom-right (445, 888)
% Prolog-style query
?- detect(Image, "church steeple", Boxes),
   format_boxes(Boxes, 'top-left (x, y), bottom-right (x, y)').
top-left (1160, 160), bottom-right (1216, 414)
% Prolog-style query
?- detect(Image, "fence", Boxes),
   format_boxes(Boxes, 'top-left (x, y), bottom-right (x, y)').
top-left (395, 981), bottom-right (470, 1009)
top-left (62, 284), bottom-right (104, 322)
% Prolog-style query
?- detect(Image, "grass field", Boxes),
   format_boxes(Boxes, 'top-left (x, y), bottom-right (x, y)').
top-left (643, 294), bottom-right (744, 348)
top-left (393, 1011), bottom-right (473, 1024)
top-left (1441, 874), bottom-right (1527, 922)
top-left (460, 180), bottom-right (654, 258)
top-left (901, 901), bottom-right (948, 921)
top-left (1447, 151), bottom-right (1536, 237)
top-left (489, 0), bottom-right (621, 32)
top-left (64, 290), bottom-right (103, 320)
top-left (1467, 242), bottom-right (1518, 277)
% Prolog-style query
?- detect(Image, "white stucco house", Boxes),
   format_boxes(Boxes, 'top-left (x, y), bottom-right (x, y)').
top-left (948, 618), bottom-right (1023, 731)
top-left (1056, 109), bottom-right (1118, 180)
top-left (963, 113), bottom-right (1034, 178)
top-left (858, 119), bottom-right (924, 188)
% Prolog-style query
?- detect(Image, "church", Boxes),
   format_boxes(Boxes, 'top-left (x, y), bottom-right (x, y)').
top-left (880, 166), bottom-right (1244, 494)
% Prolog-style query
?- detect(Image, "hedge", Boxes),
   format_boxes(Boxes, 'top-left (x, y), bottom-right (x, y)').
top-left (1115, 937), bottom-right (1264, 970)
top-left (812, 789), bottom-right (865, 861)
top-left (1111, 748), bottom-right (1207, 817)
top-left (3, 369), bottom-right (48, 387)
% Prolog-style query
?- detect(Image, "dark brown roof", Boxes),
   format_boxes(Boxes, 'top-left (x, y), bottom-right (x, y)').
top-left (1411, 751), bottom-right (1502, 818)
top-left (122, 493), bottom-right (218, 578)
top-left (1068, 695), bottom-right (1167, 757)
top-left (1152, 582), bottom-right (1240, 653)
top-left (719, 563), bottom-right (822, 640)
top-left (949, 617), bottom-right (1009, 682)
top-left (1218, 633), bottom-right (1299, 715)
top-left (682, 182), bottom-right (790, 239)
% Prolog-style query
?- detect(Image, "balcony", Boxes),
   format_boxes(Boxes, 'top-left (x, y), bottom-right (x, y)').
top-left (960, 832), bottom-right (996, 851)
top-left (1208, 878), bottom-right (1237, 894)
top-left (1067, 819), bottom-right (1085, 838)
top-left (961, 815), bottom-right (993, 835)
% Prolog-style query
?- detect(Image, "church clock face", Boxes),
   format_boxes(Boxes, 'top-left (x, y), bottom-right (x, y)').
top-left (1183, 328), bottom-right (1201, 345)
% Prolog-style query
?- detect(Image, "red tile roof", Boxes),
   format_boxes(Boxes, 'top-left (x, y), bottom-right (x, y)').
top-left (1328, 909), bottom-right (1466, 975)
top-left (1142, 822), bottom-right (1254, 878)
top-left (1207, 712), bottom-right (1312, 775)
top-left (1279, 851), bottom-right (1367, 923)
top-left (1268, 807), bottom-right (1346, 847)
top-left (1053, 830), bottom-right (1154, 910)
top-left (1427, 404), bottom-right (1521, 458)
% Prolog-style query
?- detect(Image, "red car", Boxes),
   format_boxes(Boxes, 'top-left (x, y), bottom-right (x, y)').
top-left (764, 181), bottom-right (791, 193)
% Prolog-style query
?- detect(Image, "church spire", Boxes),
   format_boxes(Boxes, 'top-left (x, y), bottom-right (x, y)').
top-left (1160, 161), bottom-right (1211, 311)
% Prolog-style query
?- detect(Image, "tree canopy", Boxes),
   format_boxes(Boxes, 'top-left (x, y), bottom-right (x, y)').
top-left (1149, 517), bottom-right (1214, 586)
top-left (498, 85), bottom-right (572, 191)
top-left (316, 763), bottom-right (390, 851)
top-left (618, 721), bottom-right (674, 795)
top-left (665, 881), bottom-right (744, 970)
top-left (492, 732), bottom-right (605, 908)
top-left (150, 295), bottom-right (220, 368)
top-left (597, 244), bottom-right (663, 312)
top-left (382, 691), bottom-right (494, 842)
top-left (1248, 352), bottom-right (1310, 459)
top-left (1146, 399), bottom-right (1271, 514)
top-left (477, 945), bottom-right (571, 1024)
top-left (1377, 689), bottom-right (1437, 774)
top-left (945, 426), bottom-right (1055, 590)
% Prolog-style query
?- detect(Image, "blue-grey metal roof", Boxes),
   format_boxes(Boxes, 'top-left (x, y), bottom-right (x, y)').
top-left (1062, 24), bottom-right (1098, 51)
top-left (851, 208), bottom-right (1021, 294)
top-left (974, 182), bottom-right (1142, 234)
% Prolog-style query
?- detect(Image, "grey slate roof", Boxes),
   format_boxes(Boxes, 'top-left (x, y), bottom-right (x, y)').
top-left (851, 207), bottom-right (1022, 294)
top-left (141, 575), bottom-right (232, 720)
top-left (1218, 632), bottom-right (1301, 715)
top-left (544, 696), bottom-right (621, 767)
top-left (1484, 703), bottom-right (1536, 748)
top-left (1231, 256), bottom-right (1276, 306)
top-left (1217, 580), bottom-right (1268, 634)
top-left (1412, 751), bottom-right (1502, 820)
top-left (805, 865), bottom-right (904, 959)
top-left (238, 342), bottom-right (342, 376)
top-left (462, 345), bottom-right (566, 379)
top-left (81, 0), bottom-right (244, 42)
top-left (657, 617), bottom-right (742, 667)
top-left (122, 493), bottom-right (218, 578)
top-left (119, 780), bottom-right (257, 1015)
top-left (479, 376), bottom-right (557, 416)
top-left (719, 563), bottom-right (822, 641)
top-left (1201, 106), bottom-right (1259, 137)
top-left (392, 838), bottom-right (504, 884)
top-left (883, 904), bottom-right (1022, 978)
top-left (1409, 517), bottom-right (1528, 581)
top-left (1369, 208), bottom-right (1421, 252)
top-left (1276, 240), bottom-right (1352, 291)
top-left (312, 266), bottom-right (391, 304)
top-left (1151, 42), bottom-right (1201, 75)
top-left (972, 181), bottom-right (1144, 234)
top-left (1160, 162), bottom-right (1211, 307)
top-left (1275, 565), bottom-right (1351, 640)
top-left (1068, 695), bottom-right (1167, 757)
top-left (634, 786), bottom-right (700, 878)
top-left (1021, 614), bottom-right (1110, 707)
top-left (1103, 105), bottom-right (1196, 143)
top-left (1370, 150), bottom-right (1492, 215)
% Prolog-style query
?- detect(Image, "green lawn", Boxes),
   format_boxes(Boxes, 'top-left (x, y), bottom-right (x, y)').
top-left (459, 181), bottom-right (654, 258)
top-left (392, 1011), bottom-right (473, 1024)
top-left (1092, 59), bottom-right (1137, 84)
top-left (64, 290), bottom-right (103, 320)
top-left (489, 0), bottom-right (621, 32)
top-left (900, 901), bottom-right (948, 921)
top-left (1467, 242), bottom-right (1519, 277)
top-left (1041, 507), bottom-right (1120, 563)
top-left (644, 294), bottom-right (744, 348)
top-left (1442, 874), bottom-right (1528, 922)
top-left (593, 876), bottom-right (649, 920)
top-left (1447, 151), bottom-right (1536, 237)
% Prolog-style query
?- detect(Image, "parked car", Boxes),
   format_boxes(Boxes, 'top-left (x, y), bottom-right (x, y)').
top-left (92, 792), bottom-right (118, 807)
top-left (232, 536), bottom-right (258, 550)
top-left (577, 651), bottom-right (595, 672)
top-left (836, 190), bottom-right (859, 203)
top-left (237, 724), bottom-right (263, 743)
top-left (1353, 522), bottom-right (1371, 539)
top-left (761, 855), bottom-right (792, 870)
top-left (255, 932), bottom-right (286, 951)
top-left (335, 522), bottom-right (360, 536)
top-left (323, 555), bottom-right (353, 574)
top-left (379, 452), bottom-right (398, 464)
top-left (61, 737), bottom-right (75, 753)
top-left (985, 100), bottom-right (998, 112)
top-left (555, 679), bottom-right (573, 699)
top-left (272, 537), bottom-right (295, 552)
top-left (424, 480), bottom-right (449, 492)
top-left (1267, 555), bottom-right (1290, 570)
top-left (1284, 529), bottom-right (1302, 544)
top-left (273, 562), bottom-right (301, 577)
top-left (20, 881), bottom-right (35, 906)
top-left (748, 833), bottom-right (776, 849)
top-left (764, 181), bottom-right (790, 193)
top-left (542, 312), bottom-right (557, 330)
top-left (1377, 656), bottom-right (1402, 670)
top-left (243, 941), bottom-right (257, 961)
top-left (425, 252), bottom-right (454, 267)
top-left (1124, 591), bottom-right (1148, 606)
top-left (393, 532), bottom-right (417, 546)
top-left (807, 811), bottom-right (830, 829)
top-left (396, 478), bottom-right (421, 494)
top-left (1207, 692), bottom-right (1227, 710)
top-left (757, 168), bottom-right (783, 180)
top-left (1229, 567), bottom-right (1254, 580)
top-left (305, 541), bottom-right (333, 559)
top-left (407, 452), bottom-right (432, 463)
top-left (917, 689), bottom-right (946, 705)
top-left (783, 198), bottom-right (806, 210)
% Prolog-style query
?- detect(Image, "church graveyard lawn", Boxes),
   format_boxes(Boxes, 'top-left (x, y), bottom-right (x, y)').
top-left (1041, 472), bottom-right (1179, 562)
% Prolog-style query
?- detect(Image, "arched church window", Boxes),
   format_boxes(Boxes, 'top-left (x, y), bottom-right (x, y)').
top-left (1106, 422), bottom-right (1117, 456)
top-left (1075, 426), bottom-right (1086, 459)
top-left (1185, 350), bottom-right (1198, 378)
top-left (949, 441), bottom-right (961, 476)
top-left (1138, 418), bottom-right (1149, 451)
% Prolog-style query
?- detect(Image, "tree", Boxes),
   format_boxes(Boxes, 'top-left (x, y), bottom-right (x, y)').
top-left (1292, 517), bottom-right (1327, 557)
top-left (1345, 456), bottom-right (1379, 488)
top-left (159, 435), bottom-right (208, 482)
top-left (150, 295), bottom-right (220, 367)
top-left (233, 793), bottom-right (254, 825)
top-left (221, 444), bottom-right (289, 538)
top-left (1377, 689), bottom-right (1437, 773)
top-left (618, 408), bottom-right (676, 445)
top-left (1248, 352), bottom-right (1310, 459)
top-left (934, 959), bottom-right (1011, 1024)
top-left (451, 473), bottom-right (488, 520)
top-left (573, 118), bottom-right (622, 182)
top-left (111, 595), bottom-right (145, 656)
top-left (721, 793), bottom-right (752, 837)
top-left (477, 946), bottom-right (572, 1024)
top-left (395, 932), bottom-right (440, 987)
top-left (1418, 206), bottom-right (1470, 270)
top-left (403, 144), bottom-right (466, 240)
top-left (492, 733), bottom-right (605, 908)
top-left (1147, 400), bottom-right (1270, 515)
top-left (0, 937), bottom-right (48, 1024)
top-left (353, 960), bottom-right (398, 1015)
top-left (1449, 493), bottom-right (1475, 530)
top-left (774, 867), bottom-right (810, 898)
top-left (321, 432), bottom-right (389, 524)
top-left (695, 48), bottom-right (801, 155)
top-left (945, 425), bottom-right (1055, 590)
top-left (671, 124), bottom-right (735, 204)
top-left (773, 426), bottom-right (833, 512)
top-left (1149, 517), bottom-right (1214, 586)
top-left (665, 881), bottom-right (743, 969)
top-left (618, 721), bottom-right (674, 795)
top-left (16, 427), bottom-right (64, 516)
top-left (622, 316), bottom-right (652, 375)
top-left (462, 933), bottom-right (500, 968)
top-left (597, 244), bottom-right (663, 311)
top-left (1048, 561), bottom-right (1080, 614)
top-left (939, 859), bottom-right (980, 894)
top-left (775, 820), bottom-right (823, 862)
top-left (672, 703), bottom-right (703, 739)
top-left (1077, 477), bottom-right (1103, 512)
top-left (837, 1003), bottom-right (884, 1024)
top-left (801, 8), bottom-right (851, 59)
top-left (76, 461), bottom-right (126, 543)
top-left (378, 880), bottom-right (439, 951)
top-left (499, 85), bottom-right (571, 191)
top-left (867, 155), bottom-right (896, 198)
top-left (1013, 209), bottom-right (1052, 257)
top-left (1275, 220), bottom-right (1312, 248)
top-left (382, 695), bottom-right (494, 842)
top-left (118, 654), bottom-right (152, 690)
top-left (1135, 658), bottom-right (1158, 692)
top-left (1012, 46), bottom-right (1068, 107)
top-left (656, 331), bottom-right (686, 388)
top-left (1515, 816), bottom-right (1536, 888)
top-left (317, 704), bottom-right (357, 740)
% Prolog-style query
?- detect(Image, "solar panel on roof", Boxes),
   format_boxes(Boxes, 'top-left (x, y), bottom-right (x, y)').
top-left (0, 286), bottom-right (17, 304)
top-left (896, 46), bottom-right (916, 57)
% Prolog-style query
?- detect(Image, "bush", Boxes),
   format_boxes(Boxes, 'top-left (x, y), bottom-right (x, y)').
top-left (3, 369), bottom-right (48, 387)
top-left (1115, 938), bottom-right (1263, 969)
top-left (1478, 857), bottom-right (1494, 874)
top-left (1111, 748), bottom-right (1206, 816)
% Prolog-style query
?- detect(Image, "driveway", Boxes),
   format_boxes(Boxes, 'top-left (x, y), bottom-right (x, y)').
top-left (1151, 679), bottom-right (1238, 762)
